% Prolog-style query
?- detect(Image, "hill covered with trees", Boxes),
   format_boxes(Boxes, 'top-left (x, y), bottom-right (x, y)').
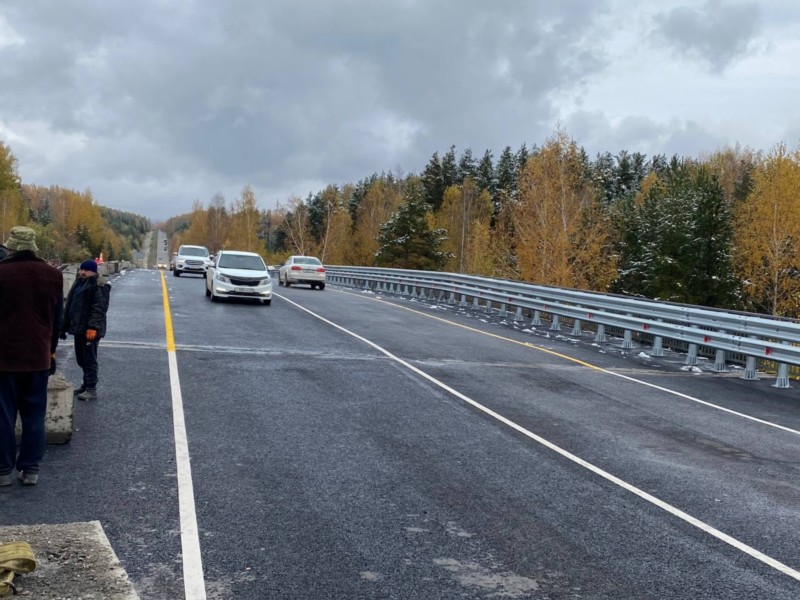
top-left (0, 141), bottom-right (150, 262)
top-left (174, 131), bottom-right (800, 319)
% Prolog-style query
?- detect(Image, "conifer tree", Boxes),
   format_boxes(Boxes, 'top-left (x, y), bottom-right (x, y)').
top-left (475, 150), bottom-right (495, 196)
top-left (421, 152), bottom-right (445, 211)
top-left (376, 178), bottom-right (451, 270)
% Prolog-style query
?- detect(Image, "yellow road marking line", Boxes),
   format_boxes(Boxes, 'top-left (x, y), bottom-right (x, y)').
top-left (333, 288), bottom-right (800, 437)
top-left (160, 271), bottom-right (206, 600)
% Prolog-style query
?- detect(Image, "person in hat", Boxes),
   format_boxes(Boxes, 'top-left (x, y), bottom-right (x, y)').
top-left (0, 226), bottom-right (63, 487)
top-left (60, 259), bottom-right (110, 401)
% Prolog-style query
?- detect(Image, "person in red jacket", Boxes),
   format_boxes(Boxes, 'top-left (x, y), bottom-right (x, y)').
top-left (0, 226), bottom-right (63, 487)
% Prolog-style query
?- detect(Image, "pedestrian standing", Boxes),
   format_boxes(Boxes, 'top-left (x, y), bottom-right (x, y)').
top-left (61, 259), bottom-right (110, 401)
top-left (0, 226), bottom-right (63, 487)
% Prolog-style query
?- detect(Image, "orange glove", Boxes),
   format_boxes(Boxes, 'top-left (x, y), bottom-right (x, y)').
top-left (85, 329), bottom-right (97, 341)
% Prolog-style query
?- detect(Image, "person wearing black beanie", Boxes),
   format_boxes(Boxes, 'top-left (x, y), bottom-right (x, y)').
top-left (61, 259), bottom-right (110, 401)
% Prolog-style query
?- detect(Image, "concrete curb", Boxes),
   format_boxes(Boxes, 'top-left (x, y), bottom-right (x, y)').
top-left (0, 521), bottom-right (140, 599)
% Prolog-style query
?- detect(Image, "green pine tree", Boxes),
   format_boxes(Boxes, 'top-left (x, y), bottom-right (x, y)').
top-left (376, 179), bottom-right (451, 270)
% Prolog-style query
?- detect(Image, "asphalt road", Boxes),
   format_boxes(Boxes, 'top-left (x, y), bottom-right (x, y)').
top-left (3, 268), bottom-right (800, 599)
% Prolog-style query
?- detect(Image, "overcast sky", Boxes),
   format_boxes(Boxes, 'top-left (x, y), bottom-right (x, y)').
top-left (1, 1), bottom-right (798, 221)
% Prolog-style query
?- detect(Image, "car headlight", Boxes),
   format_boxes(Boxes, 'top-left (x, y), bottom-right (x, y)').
top-left (216, 273), bottom-right (231, 283)
top-left (260, 279), bottom-right (271, 286)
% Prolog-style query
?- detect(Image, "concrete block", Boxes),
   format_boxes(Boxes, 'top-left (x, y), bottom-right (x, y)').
top-left (15, 373), bottom-right (73, 444)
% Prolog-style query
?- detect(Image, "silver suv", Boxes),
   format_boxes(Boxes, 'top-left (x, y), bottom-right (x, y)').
top-left (173, 245), bottom-right (211, 277)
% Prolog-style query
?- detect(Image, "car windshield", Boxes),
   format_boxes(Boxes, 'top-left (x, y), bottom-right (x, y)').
top-left (181, 247), bottom-right (208, 257)
top-left (293, 257), bottom-right (322, 266)
top-left (219, 254), bottom-right (266, 271)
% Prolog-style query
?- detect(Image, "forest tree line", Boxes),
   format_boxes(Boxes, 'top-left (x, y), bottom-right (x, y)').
top-left (6, 129), bottom-right (800, 319)
top-left (1, 141), bottom-right (151, 262)
top-left (171, 131), bottom-right (800, 319)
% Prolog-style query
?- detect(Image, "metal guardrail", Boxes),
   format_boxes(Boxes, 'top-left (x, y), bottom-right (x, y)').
top-left (325, 266), bottom-right (800, 389)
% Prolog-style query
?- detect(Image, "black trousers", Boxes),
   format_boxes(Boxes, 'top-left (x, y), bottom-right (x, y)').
top-left (74, 334), bottom-right (100, 388)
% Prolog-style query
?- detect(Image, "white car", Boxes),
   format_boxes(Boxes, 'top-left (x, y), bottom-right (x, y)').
top-left (206, 250), bottom-right (273, 305)
top-left (174, 245), bottom-right (212, 277)
top-left (279, 255), bottom-right (326, 289)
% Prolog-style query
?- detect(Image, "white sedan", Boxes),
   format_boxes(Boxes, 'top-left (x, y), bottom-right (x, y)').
top-left (206, 250), bottom-right (272, 305)
top-left (279, 255), bottom-right (326, 289)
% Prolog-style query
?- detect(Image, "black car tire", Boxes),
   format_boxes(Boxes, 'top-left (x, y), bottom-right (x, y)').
top-left (319, 282), bottom-right (325, 290)
top-left (205, 285), bottom-right (210, 297)
top-left (174, 270), bottom-right (180, 277)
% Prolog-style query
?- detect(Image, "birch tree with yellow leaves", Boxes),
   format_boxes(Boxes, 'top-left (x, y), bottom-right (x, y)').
top-left (350, 178), bottom-right (402, 265)
top-left (512, 131), bottom-right (616, 290)
top-left (228, 185), bottom-right (260, 252)
top-left (435, 179), bottom-right (493, 274)
top-left (732, 144), bottom-right (800, 316)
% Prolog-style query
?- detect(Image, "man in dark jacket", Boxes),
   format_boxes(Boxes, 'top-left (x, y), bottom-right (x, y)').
top-left (0, 226), bottom-right (63, 487)
top-left (61, 259), bottom-right (109, 401)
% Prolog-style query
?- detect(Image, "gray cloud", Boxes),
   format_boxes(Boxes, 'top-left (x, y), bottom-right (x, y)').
top-left (652, 1), bottom-right (761, 72)
top-left (0, 1), bottom-right (797, 219)
top-left (565, 110), bottom-right (727, 159)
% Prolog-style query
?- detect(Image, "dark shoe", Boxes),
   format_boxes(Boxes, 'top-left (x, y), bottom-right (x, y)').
top-left (0, 473), bottom-right (11, 487)
top-left (76, 387), bottom-right (97, 401)
top-left (18, 471), bottom-right (38, 486)
top-left (73, 385), bottom-right (87, 396)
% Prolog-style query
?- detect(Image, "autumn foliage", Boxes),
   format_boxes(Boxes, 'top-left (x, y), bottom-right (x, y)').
top-left (6, 133), bottom-right (800, 319)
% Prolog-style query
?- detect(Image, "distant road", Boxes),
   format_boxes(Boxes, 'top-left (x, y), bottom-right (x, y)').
top-left (4, 269), bottom-right (800, 599)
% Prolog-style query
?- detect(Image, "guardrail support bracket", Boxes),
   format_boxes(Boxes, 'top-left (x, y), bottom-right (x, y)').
top-left (686, 343), bottom-right (698, 365)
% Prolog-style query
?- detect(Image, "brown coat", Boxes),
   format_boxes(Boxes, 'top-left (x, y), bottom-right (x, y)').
top-left (0, 251), bottom-right (63, 372)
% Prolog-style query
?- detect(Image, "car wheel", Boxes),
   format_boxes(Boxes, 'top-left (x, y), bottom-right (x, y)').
top-left (173, 270), bottom-right (180, 277)
top-left (262, 299), bottom-right (271, 306)
top-left (205, 285), bottom-right (210, 297)
top-left (284, 278), bottom-right (291, 287)
top-left (319, 282), bottom-right (325, 290)
top-left (210, 289), bottom-right (218, 302)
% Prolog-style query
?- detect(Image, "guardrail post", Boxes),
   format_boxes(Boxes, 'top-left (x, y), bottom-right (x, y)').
top-left (459, 294), bottom-right (468, 307)
top-left (686, 343), bottom-right (698, 365)
top-left (417, 287), bottom-right (426, 300)
top-left (621, 328), bottom-right (633, 348)
top-left (485, 300), bottom-right (493, 314)
top-left (712, 333), bottom-right (727, 372)
top-left (651, 318), bottom-right (664, 356)
top-left (472, 297), bottom-right (480, 310)
top-left (571, 319), bottom-right (582, 336)
top-left (742, 356), bottom-right (759, 380)
top-left (532, 310), bottom-right (542, 326)
top-left (448, 292), bottom-right (456, 304)
top-left (550, 314), bottom-right (561, 331)
top-left (498, 303), bottom-right (508, 317)
top-left (514, 307), bottom-right (524, 322)
top-left (742, 336), bottom-right (759, 380)
top-left (595, 324), bottom-right (606, 343)
top-left (773, 362), bottom-right (791, 388)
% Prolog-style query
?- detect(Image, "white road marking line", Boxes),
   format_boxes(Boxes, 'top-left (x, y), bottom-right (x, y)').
top-left (349, 290), bottom-right (800, 438)
top-left (161, 272), bottom-right (207, 600)
top-left (277, 292), bottom-right (800, 582)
